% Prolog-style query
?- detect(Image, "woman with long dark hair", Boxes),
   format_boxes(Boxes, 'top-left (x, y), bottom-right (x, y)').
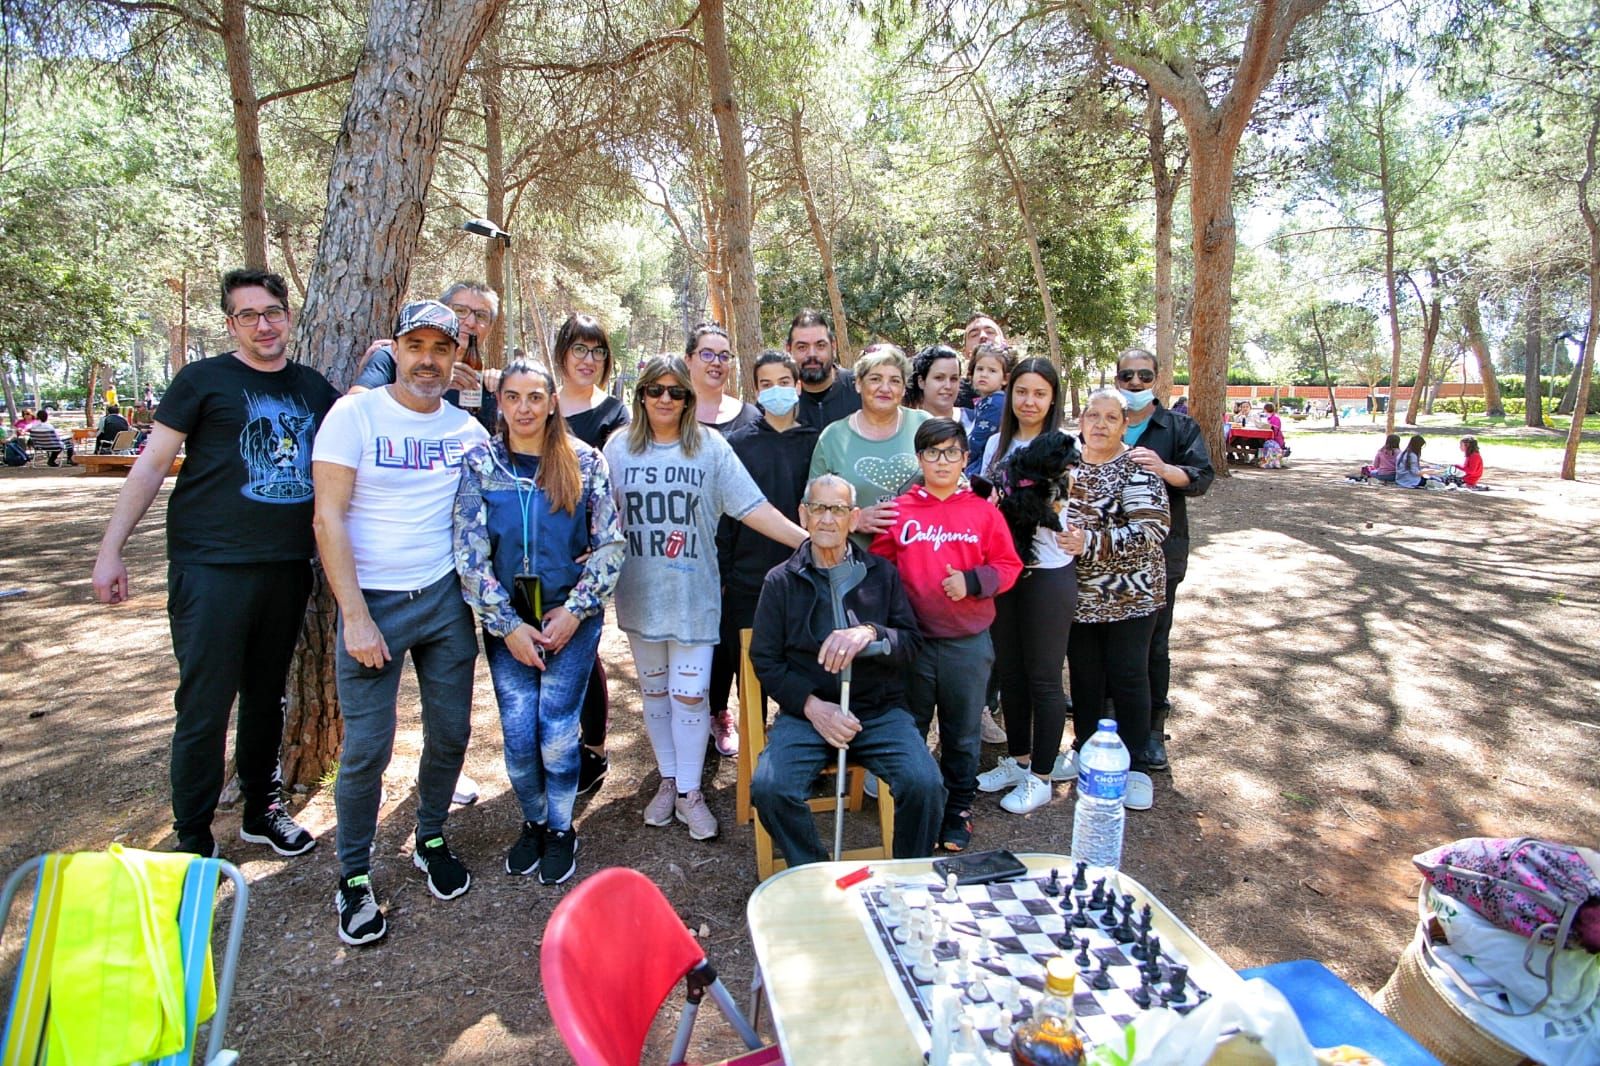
top-left (605, 355), bottom-right (805, 841)
top-left (975, 358), bottom-right (1083, 815)
top-left (453, 360), bottom-right (624, 884)
top-left (551, 314), bottom-right (629, 797)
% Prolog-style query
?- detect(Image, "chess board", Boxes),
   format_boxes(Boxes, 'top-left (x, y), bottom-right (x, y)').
top-left (855, 869), bottom-right (1212, 1062)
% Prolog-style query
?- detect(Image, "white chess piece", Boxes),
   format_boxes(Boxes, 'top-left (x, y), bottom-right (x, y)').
top-left (943, 872), bottom-right (959, 902)
top-left (994, 1007), bottom-right (1014, 1049)
top-left (937, 914), bottom-right (952, 947)
top-left (1004, 977), bottom-right (1023, 1014)
top-left (977, 929), bottom-right (993, 960)
top-left (914, 942), bottom-right (939, 982)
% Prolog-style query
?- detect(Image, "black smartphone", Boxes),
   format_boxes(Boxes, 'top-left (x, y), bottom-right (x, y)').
top-left (512, 574), bottom-right (543, 630)
top-left (932, 848), bottom-right (1028, 886)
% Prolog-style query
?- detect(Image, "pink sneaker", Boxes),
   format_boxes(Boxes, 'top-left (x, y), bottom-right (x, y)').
top-left (674, 790), bottom-right (719, 841)
top-left (713, 706), bottom-right (740, 758)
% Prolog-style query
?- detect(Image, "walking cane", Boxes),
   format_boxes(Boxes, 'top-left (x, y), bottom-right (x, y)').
top-left (832, 653), bottom-right (855, 863)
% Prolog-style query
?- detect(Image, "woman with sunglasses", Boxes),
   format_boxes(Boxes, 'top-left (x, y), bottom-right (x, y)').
top-left (453, 360), bottom-right (624, 884)
top-left (551, 314), bottom-right (630, 798)
top-left (975, 358), bottom-right (1083, 816)
top-left (604, 355), bottom-right (806, 841)
top-left (685, 322), bottom-right (762, 436)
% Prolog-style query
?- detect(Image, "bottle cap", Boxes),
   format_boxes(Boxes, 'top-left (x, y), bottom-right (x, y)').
top-left (1097, 718), bottom-right (1118, 733)
top-left (1044, 955), bottom-right (1077, 995)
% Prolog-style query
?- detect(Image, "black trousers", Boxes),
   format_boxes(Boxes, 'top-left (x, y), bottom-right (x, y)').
top-left (993, 565), bottom-right (1076, 769)
top-left (1067, 612), bottom-right (1160, 772)
top-left (1148, 574), bottom-right (1182, 715)
top-left (579, 657), bottom-right (609, 748)
top-left (709, 590), bottom-right (760, 718)
top-left (167, 560), bottom-right (312, 845)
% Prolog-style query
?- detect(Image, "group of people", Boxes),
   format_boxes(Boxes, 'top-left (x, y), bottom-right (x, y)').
top-left (92, 269), bottom-right (1216, 948)
top-left (1354, 434), bottom-right (1486, 489)
top-left (5, 401), bottom-right (157, 467)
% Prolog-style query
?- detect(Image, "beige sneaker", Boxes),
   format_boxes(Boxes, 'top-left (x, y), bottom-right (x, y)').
top-left (980, 707), bottom-right (1006, 745)
top-left (674, 789), bottom-right (719, 841)
top-left (643, 777), bottom-right (676, 827)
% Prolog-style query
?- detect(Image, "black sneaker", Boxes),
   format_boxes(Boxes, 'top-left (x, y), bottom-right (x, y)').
top-left (175, 836), bottom-right (220, 858)
top-left (240, 803), bottom-right (316, 857)
top-left (576, 747), bottom-right (609, 796)
top-left (539, 827), bottom-right (579, 885)
top-left (1145, 733), bottom-right (1170, 772)
top-left (336, 872), bottom-right (387, 946)
top-left (412, 835), bottom-right (471, 900)
top-left (506, 821), bottom-right (544, 876)
top-left (939, 810), bottom-right (974, 853)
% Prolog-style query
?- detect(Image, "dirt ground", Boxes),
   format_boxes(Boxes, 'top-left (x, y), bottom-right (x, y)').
top-left (2, 424), bottom-right (1597, 1064)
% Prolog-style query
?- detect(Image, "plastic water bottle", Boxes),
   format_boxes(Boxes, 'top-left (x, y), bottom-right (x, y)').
top-left (1071, 719), bottom-right (1129, 870)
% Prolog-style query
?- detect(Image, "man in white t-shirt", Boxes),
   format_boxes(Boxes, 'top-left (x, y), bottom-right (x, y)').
top-left (312, 299), bottom-right (490, 947)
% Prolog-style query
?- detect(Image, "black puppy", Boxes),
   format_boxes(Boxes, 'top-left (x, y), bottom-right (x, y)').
top-left (992, 431), bottom-right (1080, 565)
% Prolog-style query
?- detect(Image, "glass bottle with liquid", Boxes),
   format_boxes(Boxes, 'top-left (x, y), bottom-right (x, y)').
top-left (456, 334), bottom-right (484, 410)
top-left (1010, 956), bottom-right (1084, 1066)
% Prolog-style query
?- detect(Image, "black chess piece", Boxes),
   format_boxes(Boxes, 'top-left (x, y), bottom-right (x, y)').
top-left (1075, 937), bottom-right (1091, 969)
top-left (1131, 930), bottom-right (1149, 961)
top-left (1168, 965), bottom-right (1190, 1004)
top-left (1044, 868), bottom-right (1061, 897)
top-left (1112, 910), bottom-right (1136, 944)
top-left (1129, 978), bottom-right (1152, 1009)
top-left (1071, 894), bottom-right (1092, 928)
top-left (1072, 861), bottom-right (1089, 893)
top-left (1139, 903), bottom-right (1153, 932)
top-left (1090, 957), bottom-right (1112, 991)
top-left (1100, 903), bottom-right (1119, 931)
top-left (1121, 893), bottom-right (1135, 920)
top-left (1090, 878), bottom-right (1107, 909)
top-left (1146, 934), bottom-right (1162, 963)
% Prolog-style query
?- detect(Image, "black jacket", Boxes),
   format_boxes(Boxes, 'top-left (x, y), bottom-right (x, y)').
top-left (750, 541), bottom-right (923, 721)
top-left (1132, 402), bottom-right (1214, 581)
top-left (796, 367), bottom-right (861, 431)
top-left (716, 418), bottom-right (820, 609)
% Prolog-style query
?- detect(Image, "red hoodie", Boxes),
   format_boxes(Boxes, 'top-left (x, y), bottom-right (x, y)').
top-left (871, 485), bottom-right (1022, 638)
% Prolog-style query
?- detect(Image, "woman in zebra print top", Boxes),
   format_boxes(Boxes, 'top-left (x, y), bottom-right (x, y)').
top-left (1065, 388), bottom-right (1171, 811)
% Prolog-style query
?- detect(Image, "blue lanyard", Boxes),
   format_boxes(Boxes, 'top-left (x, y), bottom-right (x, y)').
top-left (512, 455), bottom-right (538, 574)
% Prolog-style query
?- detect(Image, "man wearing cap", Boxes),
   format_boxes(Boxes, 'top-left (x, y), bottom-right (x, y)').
top-left (92, 268), bottom-right (340, 860)
top-left (313, 299), bottom-right (491, 946)
top-left (350, 281), bottom-right (498, 433)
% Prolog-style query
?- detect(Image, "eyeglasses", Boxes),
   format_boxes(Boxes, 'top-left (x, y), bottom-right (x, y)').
top-left (228, 306), bottom-right (288, 328)
top-left (694, 349), bottom-right (733, 364)
top-left (569, 343), bottom-right (608, 363)
top-left (919, 445), bottom-right (966, 463)
top-left (449, 304), bottom-right (495, 326)
top-left (1116, 369), bottom-right (1156, 384)
top-left (641, 384), bottom-right (690, 401)
top-left (803, 502), bottom-right (852, 517)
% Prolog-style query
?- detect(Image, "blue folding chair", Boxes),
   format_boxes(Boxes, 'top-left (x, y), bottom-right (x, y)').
top-left (2, 851), bottom-right (250, 1066)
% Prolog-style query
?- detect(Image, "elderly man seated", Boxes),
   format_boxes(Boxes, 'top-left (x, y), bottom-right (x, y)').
top-left (748, 474), bottom-right (945, 867)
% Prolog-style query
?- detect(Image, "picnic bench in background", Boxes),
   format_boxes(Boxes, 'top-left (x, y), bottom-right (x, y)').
top-left (77, 454), bottom-right (183, 478)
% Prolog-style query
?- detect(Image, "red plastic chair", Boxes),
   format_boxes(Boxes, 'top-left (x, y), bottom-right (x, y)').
top-left (541, 867), bottom-right (775, 1066)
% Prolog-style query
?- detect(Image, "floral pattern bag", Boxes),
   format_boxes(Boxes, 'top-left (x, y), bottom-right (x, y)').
top-left (1413, 837), bottom-right (1600, 953)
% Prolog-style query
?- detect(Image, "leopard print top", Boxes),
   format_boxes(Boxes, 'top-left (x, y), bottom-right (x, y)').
top-left (1066, 450), bottom-right (1170, 623)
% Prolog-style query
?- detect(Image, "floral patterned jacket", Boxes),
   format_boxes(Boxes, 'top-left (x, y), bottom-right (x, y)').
top-left (452, 436), bottom-right (624, 638)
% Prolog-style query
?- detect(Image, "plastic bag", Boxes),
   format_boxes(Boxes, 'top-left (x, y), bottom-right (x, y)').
top-left (1085, 978), bottom-right (1317, 1066)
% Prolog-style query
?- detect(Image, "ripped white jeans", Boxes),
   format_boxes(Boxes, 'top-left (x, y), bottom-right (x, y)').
top-left (627, 637), bottom-right (715, 793)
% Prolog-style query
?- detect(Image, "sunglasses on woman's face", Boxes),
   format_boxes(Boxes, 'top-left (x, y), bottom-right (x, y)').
top-left (1116, 368), bottom-right (1156, 384)
top-left (641, 384), bottom-right (690, 401)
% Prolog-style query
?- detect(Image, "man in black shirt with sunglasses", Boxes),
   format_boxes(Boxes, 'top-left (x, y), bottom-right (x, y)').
top-left (1113, 347), bottom-right (1213, 772)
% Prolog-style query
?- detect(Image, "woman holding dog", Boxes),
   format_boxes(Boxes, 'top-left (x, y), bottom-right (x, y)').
top-left (1066, 388), bottom-right (1170, 812)
top-left (975, 358), bottom-right (1085, 816)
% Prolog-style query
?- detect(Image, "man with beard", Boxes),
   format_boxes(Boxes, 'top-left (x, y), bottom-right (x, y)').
top-left (786, 308), bottom-right (860, 430)
top-left (1112, 347), bottom-right (1214, 771)
top-left (313, 300), bottom-right (490, 945)
top-left (351, 280), bottom-right (499, 434)
top-left (956, 313), bottom-right (1007, 412)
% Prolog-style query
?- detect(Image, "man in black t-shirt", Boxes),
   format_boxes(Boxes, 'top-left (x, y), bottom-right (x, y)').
top-left (786, 308), bottom-right (861, 431)
top-left (96, 404), bottom-right (132, 452)
top-left (92, 268), bottom-right (340, 859)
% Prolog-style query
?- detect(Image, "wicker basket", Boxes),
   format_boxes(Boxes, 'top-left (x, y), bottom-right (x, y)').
top-left (1373, 892), bottom-right (1539, 1066)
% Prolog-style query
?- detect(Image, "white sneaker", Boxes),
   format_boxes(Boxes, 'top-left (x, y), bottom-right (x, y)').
top-left (643, 777), bottom-right (677, 827)
top-left (1049, 749), bottom-right (1078, 782)
top-left (1000, 773), bottom-right (1053, 814)
top-left (674, 789), bottom-right (719, 841)
top-left (979, 708), bottom-right (1006, 745)
top-left (1124, 771), bottom-right (1154, 811)
top-left (863, 773), bottom-right (880, 800)
top-left (451, 773), bottom-right (479, 806)
top-left (977, 756), bottom-right (1028, 794)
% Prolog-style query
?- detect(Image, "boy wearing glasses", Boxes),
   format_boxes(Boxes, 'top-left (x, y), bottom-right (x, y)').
top-left (870, 418), bottom-right (1022, 852)
top-left (92, 268), bottom-right (340, 860)
top-left (1113, 348), bottom-right (1213, 772)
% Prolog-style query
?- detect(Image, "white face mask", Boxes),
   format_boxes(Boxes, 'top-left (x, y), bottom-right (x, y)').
top-left (1118, 387), bottom-right (1156, 411)
top-left (758, 385), bottom-right (800, 415)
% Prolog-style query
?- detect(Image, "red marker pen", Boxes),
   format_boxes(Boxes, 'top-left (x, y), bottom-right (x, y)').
top-left (835, 866), bottom-right (871, 889)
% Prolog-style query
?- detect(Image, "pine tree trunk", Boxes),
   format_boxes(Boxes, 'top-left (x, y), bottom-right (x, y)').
top-left (1524, 271), bottom-right (1545, 427)
top-left (702, 0), bottom-right (762, 361)
top-left (284, 0), bottom-right (501, 781)
top-left (1403, 273), bottom-right (1442, 425)
top-left (1459, 282), bottom-right (1504, 416)
top-left (789, 106), bottom-right (852, 363)
top-left (1311, 305), bottom-right (1340, 428)
top-left (220, 0), bottom-right (269, 270)
top-left (481, 26), bottom-right (508, 367)
top-left (1148, 85), bottom-right (1179, 404)
top-left (1186, 137), bottom-right (1238, 475)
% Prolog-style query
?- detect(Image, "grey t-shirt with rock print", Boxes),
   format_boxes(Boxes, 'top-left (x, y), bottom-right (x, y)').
top-left (604, 429), bottom-right (766, 644)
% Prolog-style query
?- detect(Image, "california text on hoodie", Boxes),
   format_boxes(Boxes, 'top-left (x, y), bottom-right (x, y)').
top-left (870, 484), bottom-right (1022, 639)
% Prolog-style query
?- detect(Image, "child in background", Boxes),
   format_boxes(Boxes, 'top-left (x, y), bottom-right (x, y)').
top-left (1445, 436), bottom-right (1485, 489)
top-left (964, 343), bottom-right (1015, 479)
top-left (1260, 402), bottom-right (1287, 468)
top-left (1395, 435), bottom-right (1436, 489)
top-left (1355, 434), bottom-right (1401, 482)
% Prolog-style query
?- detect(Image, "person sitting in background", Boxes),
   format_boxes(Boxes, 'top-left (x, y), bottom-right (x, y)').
top-left (1355, 434), bottom-right (1401, 483)
top-left (1260, 403), bottom-right (1287, 468)
top-left (96, 404), bottom-right (132, 452)
top-left (1394, 435), bottom-right (1436, 489)
top-left (13, 409), bottom-right (37, 438)
top-left (1444, 436), bottom-right (1485, 489)
top-left (27, 409), bottom-right (74, 466)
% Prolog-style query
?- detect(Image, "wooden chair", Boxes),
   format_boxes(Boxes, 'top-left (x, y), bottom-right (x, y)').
top-left (736, 629), bottom-right (894, 880)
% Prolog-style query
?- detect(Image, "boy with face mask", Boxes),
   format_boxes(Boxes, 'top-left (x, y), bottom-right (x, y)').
top-left (1111, 348), bottom-right (1214, 772)
top-left (708, 350), bottom-right (822, 750)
